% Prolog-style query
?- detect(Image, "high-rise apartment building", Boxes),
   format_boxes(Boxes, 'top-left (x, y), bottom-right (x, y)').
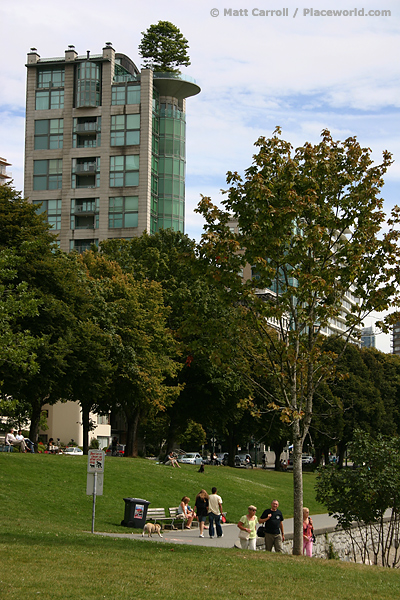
top-left (392, 322), bottom-right (400, 355)
top-left (0, 157), bottom-right (12, 185)
top-left (361, 325), bottom-right (376, 349)
top-left (24, 44), bottom-right (200, 252)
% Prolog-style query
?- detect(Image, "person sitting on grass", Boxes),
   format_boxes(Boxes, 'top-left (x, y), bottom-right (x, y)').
top-left (166, 451), bottom-right (181, 468)
top-left (178, 496), bottom-right (195, 529)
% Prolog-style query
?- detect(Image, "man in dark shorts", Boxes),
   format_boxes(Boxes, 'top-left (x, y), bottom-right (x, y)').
top-left (259, 499), bottom-right (284, 552)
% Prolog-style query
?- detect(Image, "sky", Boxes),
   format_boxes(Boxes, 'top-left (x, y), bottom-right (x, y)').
top-left (1, 0), bottom-right (399, 351)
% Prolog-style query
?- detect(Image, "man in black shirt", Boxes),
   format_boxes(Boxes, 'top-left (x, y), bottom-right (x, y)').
top-left (259, 499), bottom-right (284, 552)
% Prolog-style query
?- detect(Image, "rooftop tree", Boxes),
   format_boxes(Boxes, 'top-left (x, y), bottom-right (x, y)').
top-left (195, 128), bottom-right (400, 555)
top-left (138, 20), bottom-right (191, 73)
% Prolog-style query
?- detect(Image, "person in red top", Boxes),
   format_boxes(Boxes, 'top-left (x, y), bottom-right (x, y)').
top-left (303, 507), bottom-right (314, 556)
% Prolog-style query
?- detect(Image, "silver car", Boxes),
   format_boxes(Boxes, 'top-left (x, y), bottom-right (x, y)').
top-left (178, 452), bottom-right (203, 465)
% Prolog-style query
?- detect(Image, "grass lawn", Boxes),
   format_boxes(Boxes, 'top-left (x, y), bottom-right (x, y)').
top-left (1, 454), bottom-right (400, 600)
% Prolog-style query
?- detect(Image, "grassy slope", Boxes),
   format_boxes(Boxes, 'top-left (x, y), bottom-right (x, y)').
top-left (1, 454), bottom-right (400, 600)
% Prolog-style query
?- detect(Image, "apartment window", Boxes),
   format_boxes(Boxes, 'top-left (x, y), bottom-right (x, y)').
top-left (109, 196), bottom-right (138, 228)
top-left (70, 198), bottom-right (99, 230)
top-left (110, 114), bottom-right (140, 146)
top-left (75, 61), bottom-right (101, 108)
top-left (37, 67), bottom-right (65, 88)
top-left (111, 84), bottom-right (140, 105)
top-left (34, 119), bottom-right (64, 150)
top-left (71, 157), bottom-right (100, 189)
top-left (32, 199), bottom-right (62, 230)
top-left (73, 116), bottom-right (101, 148)
top-left (96, 415), bottom-right (109, 425)
top-left (109, 155), bottom-right (139, 187)
top-left (70, 239), bottom-right (98, 253)
top-left (33, 159), bottom-right (62, 190)
top-left (35, 89), bottom-right (64, 110)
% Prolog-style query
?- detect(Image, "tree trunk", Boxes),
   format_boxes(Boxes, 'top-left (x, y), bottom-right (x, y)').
top-left (29, 400), bottom-right (43, 443)
top-left (292, 420), bottom-right (304, 556)
top-left (227, 428), bottom-right (237, 467)
top-left (337, 441), bottom-right (346, 469)
top-left (271, 440), bottom-right (285, 471)
top-left (124, 409), bottom-right (140, 457)
top-left (315, 447), bottom-right (323, 466)
top-left (165, 412), bottom-right (178, 454)
top-left (81, 405), bottom-right (90, 455)
top-left (132, 410), bottom-right (141, 457)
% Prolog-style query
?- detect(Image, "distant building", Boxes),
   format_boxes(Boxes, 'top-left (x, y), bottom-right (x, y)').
top-left (393, 322), bottom-right (400, 356)
top-left (39, 401), bottom-right (111, 449)
top-left (24, 43), bottom-right (200, 253)
top-left (361, 326), bottom-right (376, 349)
top-left (0, 157), bottom-right (12, 185)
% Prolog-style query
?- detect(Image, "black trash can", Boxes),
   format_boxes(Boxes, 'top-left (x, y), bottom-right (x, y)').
top-left (121, 497), bottom-right (150, 528)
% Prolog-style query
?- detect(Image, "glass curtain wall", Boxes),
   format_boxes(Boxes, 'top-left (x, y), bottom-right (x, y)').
top-left (157, 102), bottom-right (185, 232)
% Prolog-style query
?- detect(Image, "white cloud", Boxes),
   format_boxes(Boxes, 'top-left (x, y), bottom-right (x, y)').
top-left (1, 0), bottom-right (399, 348)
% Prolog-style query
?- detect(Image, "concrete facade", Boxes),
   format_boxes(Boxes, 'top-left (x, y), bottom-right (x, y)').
top-left (39, 400), bottom-right (111, 449)
top-left (24, 44), bottom-right (200, 253)
top-left (0, 157), bottom-right (12, 185)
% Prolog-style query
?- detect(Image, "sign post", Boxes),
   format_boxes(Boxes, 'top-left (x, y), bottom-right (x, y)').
top-left (87, 449), bottom-right (105, 533)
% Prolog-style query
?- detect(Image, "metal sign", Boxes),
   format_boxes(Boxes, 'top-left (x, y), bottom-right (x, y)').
top-left (86, 472), bottom-right (104, 496)
top-left (87, 449), bottom-right (105, 533)
top-left (87, 449), bottom-right (105, 473)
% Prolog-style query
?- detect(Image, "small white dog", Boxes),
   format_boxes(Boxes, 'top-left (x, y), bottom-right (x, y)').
top-left (142, 522), bottom-right (163, 538)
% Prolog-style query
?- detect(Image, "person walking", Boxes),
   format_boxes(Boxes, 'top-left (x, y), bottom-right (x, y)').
top-left (237, 505), bottom-right (258, 550)
top-left (208, 487), bottom-right (223, 538)
top-left (195, 489), bottom-right (209, 538)
top-left (259, 499), bottom-right (285, 552)
top-left (303, 507), bottom-right (314, 556)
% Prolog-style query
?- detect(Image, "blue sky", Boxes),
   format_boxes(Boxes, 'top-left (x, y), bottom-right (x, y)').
top-left (0, 0), bottom-right (399, 350)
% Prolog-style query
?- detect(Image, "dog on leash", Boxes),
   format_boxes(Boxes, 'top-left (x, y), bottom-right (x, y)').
top-left (142, 522), bottom-right (163, 537)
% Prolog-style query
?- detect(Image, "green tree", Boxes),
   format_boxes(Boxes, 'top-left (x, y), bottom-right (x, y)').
top-left (138, 20), bottom-right (191, 73)
top-left (60, 255), bottom-right (116, 455)
top-left (195, 128), bottom-right (400, 554)
top-left (101, 231), bottom-right (260, 458)
top-left (316, 430), bottom-right (400, 567)
top-left (0, 249), bottom-right (40, 378)
top-left (82, 251), bottom-right (181, 457)
top-left (0, 185), bottom-right (78, 441)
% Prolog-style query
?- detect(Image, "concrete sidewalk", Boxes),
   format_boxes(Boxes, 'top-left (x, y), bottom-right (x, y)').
top-left (94, 512), bottom-right (340, 549)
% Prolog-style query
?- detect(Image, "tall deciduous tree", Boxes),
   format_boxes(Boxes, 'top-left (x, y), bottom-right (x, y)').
top-left (0, 185), bottom-right (77, 440)
top-left (139, 20), bottom-right (191, 73)
top-left (82, 252), bottom-right (181, 457)
top-left (195, 128), bottom-right (400, 554)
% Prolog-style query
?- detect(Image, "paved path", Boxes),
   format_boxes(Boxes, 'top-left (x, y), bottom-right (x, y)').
top-left (94, 512), bottom-right (339, 549)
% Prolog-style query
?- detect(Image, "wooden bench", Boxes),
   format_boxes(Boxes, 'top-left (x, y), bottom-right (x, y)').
top-left (145, 507), bottom-right (199, 530)
top-left (145, 508), bottom-right (178, 530)
top-left (0, 435), bottom-right (12, 452)
top-left (168, 507), bottom-right (199, 529)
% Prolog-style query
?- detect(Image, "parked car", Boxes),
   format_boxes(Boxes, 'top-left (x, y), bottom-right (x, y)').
top-left (178, 452), bottom-right (203, 465)
top-left (234, 454), bottom-right (253, 468)
top-left (63, 446), bottom-right (83, 456)
top-left (105, 444), bottom-right (125, 457)
top-left (288, 455), bottom-right (314, 466)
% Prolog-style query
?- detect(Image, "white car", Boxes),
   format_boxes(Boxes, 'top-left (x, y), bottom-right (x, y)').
top-left (302, 455), bottom-right (314, 464)
top-left (63, 446), bottom-right (83, 455)
top-left (178, 452), bottom-right (203, 465)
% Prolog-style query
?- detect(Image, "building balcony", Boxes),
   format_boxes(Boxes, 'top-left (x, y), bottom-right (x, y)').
top-left (153, 72), bottom-right (201, 100)
top-left (75, 123), bottom-right (100, 134)
top-left (74, 163), bottom-right (97, 174)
